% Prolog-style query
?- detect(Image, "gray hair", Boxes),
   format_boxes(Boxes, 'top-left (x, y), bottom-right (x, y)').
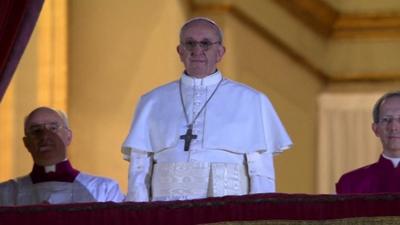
top-left (372, 90), bottom-right (400, 123)
top-left (179, 17), bottom-right (224, 43)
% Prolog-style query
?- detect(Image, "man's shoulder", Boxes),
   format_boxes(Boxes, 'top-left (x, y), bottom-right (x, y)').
top-left (74, 173), bottom-right (124, 201)
top-left (0, 179), bottom-right (16, 189)
top-left (142, 77), bottom-right (264, 97)
top-left (0, 179), bottom-right (18, 205)
top-left (0, 175), bottom-right (30, 188)
top-left (224, 79), bottom-right (261, 93)
top-left (339, 162), bottom-right (378, 182)
top-left (142, 80), bottom-right (179, 98)
top-left (0, 176), bottom-right (29, 195)
top-left (135, 80), bottom-right (179, 108)
top-left (76, 173), bottom-right (119, 186)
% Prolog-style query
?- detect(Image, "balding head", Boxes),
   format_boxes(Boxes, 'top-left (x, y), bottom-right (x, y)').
top-left (24, 107), bottom-right (69, 134)
top-left (23, 107), bottom-right (72, 166)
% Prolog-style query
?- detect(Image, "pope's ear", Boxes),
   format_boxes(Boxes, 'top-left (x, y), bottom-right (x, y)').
top-left (219, 45), bottom-right (226, 55)
top-left (216, 45), bottom-right (225, 62)
top-left (177, 45), bottom-right (185, 62)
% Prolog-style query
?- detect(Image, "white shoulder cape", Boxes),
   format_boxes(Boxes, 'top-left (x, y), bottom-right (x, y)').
top-left (123, 77), bottom-right (292, 157)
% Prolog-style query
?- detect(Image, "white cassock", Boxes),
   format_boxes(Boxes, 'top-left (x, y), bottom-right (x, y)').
top-left (122, 71), bottom-right (292, 202)
top-left (0, 167), bottom-right (125, 206)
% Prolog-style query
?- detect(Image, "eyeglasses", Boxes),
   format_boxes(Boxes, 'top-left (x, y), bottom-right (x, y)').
top-left (181, 40), bottom-right (221, 51)
top-left (378, 117), bottom-right (400, 125)
top-left (26, 123), bottom-right (65, 137)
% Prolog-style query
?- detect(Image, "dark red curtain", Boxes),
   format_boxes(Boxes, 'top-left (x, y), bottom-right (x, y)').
top-left (2, 193), bottom-right (400, 225)
top-left (0, 0), bottom-right (44, 102)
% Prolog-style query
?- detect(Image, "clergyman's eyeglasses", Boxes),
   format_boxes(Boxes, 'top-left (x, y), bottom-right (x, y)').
top-left (378, 117), bottom-right (400, 125)
top-left (181, 40), bottom-right (221, 51)
top-left (26, 123), bottom-right (65, 137)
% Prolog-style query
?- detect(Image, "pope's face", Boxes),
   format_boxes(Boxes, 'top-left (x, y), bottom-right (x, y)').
top-left (373, 96), bottom-right (400, 157)
top-left (23, 108), bottom-right (72, 166)
top-left (177, 21), bottom-right (225, 78)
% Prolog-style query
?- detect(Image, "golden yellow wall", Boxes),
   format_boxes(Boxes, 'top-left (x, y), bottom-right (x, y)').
top-left (221, 13), bottom-right (322, 193)
top-left (0, 0), bottom-right (323, 194)
top-left (68, 0), bottom-right (188, 192)
top-left (65, 1), bottom-right (400, 194)
top-left (17, 0), bottom-right (389, 199)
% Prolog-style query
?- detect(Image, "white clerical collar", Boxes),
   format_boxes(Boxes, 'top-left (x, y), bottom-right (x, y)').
top-left (44, 165), bottom-right (56, 173)
top-left (44, 158), bottom-right (68, 173)
top-left (382, 154), bottom-right (400, 167)
top-left (181, 70), bottom-right (222, 87)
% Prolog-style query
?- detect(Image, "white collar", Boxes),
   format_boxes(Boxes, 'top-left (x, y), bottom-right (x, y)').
top-left (43, 158), bottom-right (68, 173)
top-left (44, 165), bottom-right (56, 173)
top-left (382, 154), bottom-right (400, 167)
top-left (181, 70), bottom-right (222, 87)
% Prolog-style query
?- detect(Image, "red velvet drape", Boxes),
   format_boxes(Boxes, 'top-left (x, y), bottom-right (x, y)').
top-left (2, 193), bottom-right (400, 225)
top-left (0, 0), bottom-right (44, 102)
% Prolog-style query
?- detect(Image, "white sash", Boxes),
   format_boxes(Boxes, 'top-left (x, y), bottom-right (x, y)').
top-left (151, 162), bottom-right (248, 201)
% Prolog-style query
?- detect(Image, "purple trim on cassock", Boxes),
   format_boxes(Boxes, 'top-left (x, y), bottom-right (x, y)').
top-left (336, 155), bottom-right (400, 194)
top-left (30, 160), bottom-right (80, 183)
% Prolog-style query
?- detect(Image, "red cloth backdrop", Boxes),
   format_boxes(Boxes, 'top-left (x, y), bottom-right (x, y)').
top-left (2, 193), bottom-right (400, 225)
top-left (0, 0), bottom-right (44, 102)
